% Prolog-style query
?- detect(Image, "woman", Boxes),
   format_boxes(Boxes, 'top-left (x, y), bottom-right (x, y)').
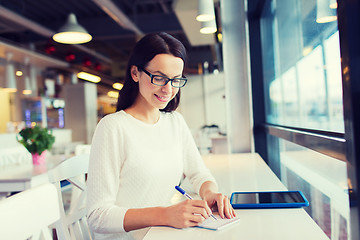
top-left (87, 32), bottom-right (235, 240)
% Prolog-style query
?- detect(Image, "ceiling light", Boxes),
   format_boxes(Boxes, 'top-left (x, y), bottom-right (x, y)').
top-left (23, 57), bottom-right (32, 95)
top-left (316, 0), bottom-right (337, 23)
top-left (53, 13), bottom-right (92, 44)
top-left (4, 52), bottom-right (17, 92)
top-left (196, 0), bottom-right (215, 22)
top-left (329, 0), bottom-right (337, 9)
top-left (217, 32), bottom-right (223, 42)
top-left (112, 82), bottom-right (123, 90)
top-left (107, 91), bottom-right (119, 98)
top-left (16, 70), bottom-right (23, 76)
top-left (77, 72), bottom-right (101, 83)
top-left (23, 76), bottom-right (32, 95)
top-left (200, 20), bottom-right (217, 34)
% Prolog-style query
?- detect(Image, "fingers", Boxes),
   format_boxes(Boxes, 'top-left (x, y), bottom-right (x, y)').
top-left (188, 211), bottom-right (206, 223)
top-left (179, 200), bottom-right (210, 227)
top-left (223, 196), bottom-right (236, 218)
top-left (167, 199), bottom-right (214, 229)
top-left (211, 194), bottom-right (236, 219)
top-left (190, 206), bottom-right (210, 220)
top-left (189, 199), bottom-right (213, 218)
top-left (175, 214), bottom-right (204, 228)
top-left (176, 196), bottom-right (236, 228)
top-left (216, 194), bottom-right (225, 219)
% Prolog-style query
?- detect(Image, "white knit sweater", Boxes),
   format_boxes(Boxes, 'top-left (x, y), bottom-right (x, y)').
top-left (87, 110), bottom-right (216, 240)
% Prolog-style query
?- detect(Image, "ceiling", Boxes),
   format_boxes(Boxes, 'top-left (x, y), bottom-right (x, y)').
top-left (0, 0), bottom-right (221, 89)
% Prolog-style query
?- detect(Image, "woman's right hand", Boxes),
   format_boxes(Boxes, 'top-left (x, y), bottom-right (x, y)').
top-left (163, 199), bottom-right (213, 228)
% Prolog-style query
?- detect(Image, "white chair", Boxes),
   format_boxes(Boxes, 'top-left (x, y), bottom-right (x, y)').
top-left (75, 144), bottom-right (91, 156)
top-left (0, 183), bottom-right (60, 240)
top-left (48, 154), bottom-right (93, 240)
top-left (71, 144), bottom-right (91, 213)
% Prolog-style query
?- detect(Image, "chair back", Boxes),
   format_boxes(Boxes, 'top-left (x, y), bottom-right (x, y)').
top-left (75, 144), bottom-right (91, 156)
top-left (48, 154), bottom-right (93, 240)
top-left (0, 183), bottom-right (60, 240)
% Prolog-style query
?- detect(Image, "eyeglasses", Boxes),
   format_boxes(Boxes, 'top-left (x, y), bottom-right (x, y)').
top-left (139, 68), bottom-right (187, 88)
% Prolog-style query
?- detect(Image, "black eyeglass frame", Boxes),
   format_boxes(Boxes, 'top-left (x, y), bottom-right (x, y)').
top-left (139, 67), bottom-right (187, 88)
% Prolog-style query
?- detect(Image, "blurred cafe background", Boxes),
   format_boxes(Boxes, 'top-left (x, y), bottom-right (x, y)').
top-left (1, 0), bottom-right (360, 240)
top-left (0, 0), bottom-right (226, 155)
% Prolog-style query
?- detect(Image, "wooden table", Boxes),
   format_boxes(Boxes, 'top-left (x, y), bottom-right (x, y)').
top-left (143, 153), bottom-right (329, 240)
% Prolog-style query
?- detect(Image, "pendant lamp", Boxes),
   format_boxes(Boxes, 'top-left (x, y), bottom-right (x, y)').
top-left (200, 19), bottom-right (217, 34)
top-left (196, 0), bottom-right (215, 22)
top-left (316, 0), bottom-right (337, 23)
top-left (4, 52), bottom-right (17, 92)
top-left (53, 13), bottom-right (92, 44)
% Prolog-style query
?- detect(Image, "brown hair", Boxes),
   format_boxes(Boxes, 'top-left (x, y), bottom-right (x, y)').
top-left (116, 32), bottom-right (187, 112)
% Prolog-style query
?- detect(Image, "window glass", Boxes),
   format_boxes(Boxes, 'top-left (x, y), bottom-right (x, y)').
top-left (260, 1), bottom-right (348, 239)
top-left (297, 45), bottom-right (327, 129)
top-left (279, 139), bottom-right (349, 239)
top-left (324, 33), bottom-right (344, 131)
top-left (261, 0), bottom-right (344, 132)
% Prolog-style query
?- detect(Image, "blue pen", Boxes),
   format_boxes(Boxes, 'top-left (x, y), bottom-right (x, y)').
top-left (175, 185), bottom-right (217, 220)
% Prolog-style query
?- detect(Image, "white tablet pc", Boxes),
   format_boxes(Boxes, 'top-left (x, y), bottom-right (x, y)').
top-left (230, 190), bottom-right (309, 209)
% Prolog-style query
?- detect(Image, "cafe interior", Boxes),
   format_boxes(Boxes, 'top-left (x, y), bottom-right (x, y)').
top-left (1, 0), bottom-right (360, 240)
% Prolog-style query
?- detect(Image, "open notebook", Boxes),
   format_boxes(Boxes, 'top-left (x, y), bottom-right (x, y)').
top-left (196, 214), bottom-right (240, 231)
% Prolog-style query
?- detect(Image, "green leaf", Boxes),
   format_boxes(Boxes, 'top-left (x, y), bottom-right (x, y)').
top-left (17, 126), bottom-right (56, 154)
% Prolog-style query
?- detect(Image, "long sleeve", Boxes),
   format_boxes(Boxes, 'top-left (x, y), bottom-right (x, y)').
top-left (177, 112), bottom-right (217, 194)
top-left (86, 115), bottom-right (128, 234)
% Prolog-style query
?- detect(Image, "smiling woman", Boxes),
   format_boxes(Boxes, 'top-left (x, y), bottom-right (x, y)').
top-left (116, 32), bottom-right (187, 114)
top-left (86, 32), bottom-right (235, 240)
top-left (130, 53), bottom-right (184, 115)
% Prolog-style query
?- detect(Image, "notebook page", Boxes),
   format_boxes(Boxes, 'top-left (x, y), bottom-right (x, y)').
top-left (196, 215), bottom-right (240, 231)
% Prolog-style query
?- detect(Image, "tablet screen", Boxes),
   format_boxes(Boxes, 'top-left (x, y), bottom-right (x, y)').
top-left (231, 191), bottom-right (306, 204)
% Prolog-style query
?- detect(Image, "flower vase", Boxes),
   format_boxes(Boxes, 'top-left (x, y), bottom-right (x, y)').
top-left (32, 151), bottom-right (47, 165)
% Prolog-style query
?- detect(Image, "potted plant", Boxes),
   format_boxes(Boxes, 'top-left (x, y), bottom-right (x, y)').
top-left (17, 126), bottom-right (55, 165)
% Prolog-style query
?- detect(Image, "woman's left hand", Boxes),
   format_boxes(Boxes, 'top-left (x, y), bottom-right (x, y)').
top-left (202, 191), bottom-right (236, 219)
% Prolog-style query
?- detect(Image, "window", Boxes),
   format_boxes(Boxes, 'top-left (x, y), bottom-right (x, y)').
top-left (261, 0), bottom-right (343, 132)
top-left (254, 0), bottom-right (349, 239)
